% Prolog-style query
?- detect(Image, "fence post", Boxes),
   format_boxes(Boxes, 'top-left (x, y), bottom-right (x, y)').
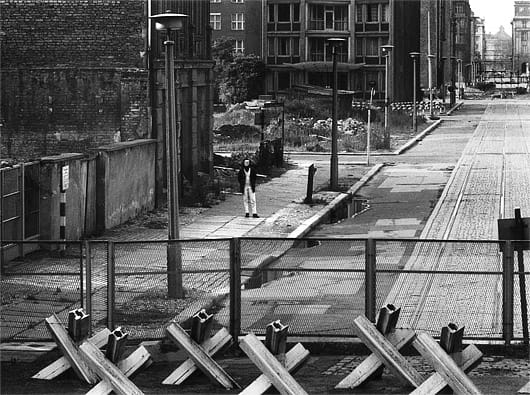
top-left (502, 240), bottom-right (514, 345)
top-left (85, 240), bottom-right (92, 336)
top-left (79, 241), bottom-right (84, 309)
top-left (229, 238), bottom-right (242, 344)
top-left (365, 238), bottom-right (377, 322)
top-left (107, 241), bottom-right (115, 331)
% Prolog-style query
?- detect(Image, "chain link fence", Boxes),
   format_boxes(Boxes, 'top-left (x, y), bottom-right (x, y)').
top-left (1, 241), bottom-right (84, 341)
top-left (1, 238), bottom-right (527, 343)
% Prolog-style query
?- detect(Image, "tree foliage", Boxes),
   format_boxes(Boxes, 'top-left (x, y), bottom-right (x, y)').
top-left (212, 38), bottom-right (265, 104)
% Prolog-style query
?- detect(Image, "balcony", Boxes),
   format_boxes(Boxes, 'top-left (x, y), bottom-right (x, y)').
top-left (308, 19), bottom-right (349, 31)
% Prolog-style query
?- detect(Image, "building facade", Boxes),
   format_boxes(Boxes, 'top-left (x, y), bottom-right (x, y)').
top-left (209, 0), bottom-right (263, 55)
top-left (1, 0), bottom-right (214, 204)
top-left (262, 0), bottom-right (420, 102)
top-left (512, 0), bottom-right (530, 74)
top-left (420, 0), bottom-right (474, 97)
top-left (473, 16), bottom-right (486, 82)
top-left (483, 26), bottom-right (512, 73)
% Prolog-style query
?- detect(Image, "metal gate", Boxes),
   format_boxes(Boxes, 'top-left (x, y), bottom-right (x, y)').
top-left (1, 162), bottom-right (40, 264)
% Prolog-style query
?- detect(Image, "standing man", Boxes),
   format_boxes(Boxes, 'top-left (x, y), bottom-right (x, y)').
top-left (237, 158), bottom-right (259, 218)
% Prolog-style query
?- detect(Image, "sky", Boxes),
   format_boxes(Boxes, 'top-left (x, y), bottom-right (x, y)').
top-left (469, 0), bottom-right (515, 35)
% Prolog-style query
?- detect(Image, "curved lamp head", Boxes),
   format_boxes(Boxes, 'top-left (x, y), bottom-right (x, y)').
top-left (150, 11), bottom-right (188, 31)
top-left (381, 44), bottom-right (394, 53)
top-left (409, 51), bottom-right (421, 59)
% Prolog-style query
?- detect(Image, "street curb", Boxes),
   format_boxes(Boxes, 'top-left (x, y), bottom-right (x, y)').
top-left (393, 120), bottom-right (442, 155)
top-left (288, 163), bottom-right (385, 239)
top-left (446, 100), bottom-right (464, 115)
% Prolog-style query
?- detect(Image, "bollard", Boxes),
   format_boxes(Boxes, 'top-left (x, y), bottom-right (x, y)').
top-left (304, 164), bottom-right (317, 204)
top-left (105, 327), bottom-right (128, 362)
top-left (191, 309), bottom-right (213, 343)
top-left (67, 308), bottom-right (90, 342)
top-left (375, 304), bottom-right (401, 335)
top-left (265, 320), bottom-right (288, 365)
top-left (440, 323), bottom-right (464, 354)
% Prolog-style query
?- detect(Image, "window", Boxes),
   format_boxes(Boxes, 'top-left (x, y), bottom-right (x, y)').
top-left (231, 13), bottom-right (244, 30)
top-left (268, 4), bottom-right (275, 22)
top-left (210, 0), bottom-right (221, 3)
top-left (366, 38), bottom-right (379, 56)
top-left (355, 37), bottom-right (363, 56)
top-left (523, 31), bottom-right (528, 41)
top-left (235, 40), bottom-right (244, 53)
top-left (278, 4), bottom-right (291, 22)
top-left (382, 4), bottom-right (389, 22)
top-left (210, 13), bottom-right (221, 30)
top-left (356, 4), bottom-right (363, 23)
top-left (292, 38), bottom-right (299, 55)
top-left (278, 37), bottom-right (290, 55)
top-left (268, 37), bottom-right (275, 56)
top-left (278, 72), bottom-right (290, 90)
top-left (455, 3), bottom-right (464, 14)
top-left (367, 4), bottom-right (379, 22)
top-left (293, 4), bottom-right (300, 22)
top-left (231, 0), bottom-right (243, 2)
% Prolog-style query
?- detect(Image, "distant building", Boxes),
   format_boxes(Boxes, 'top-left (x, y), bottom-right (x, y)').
top-left (473, 17), bottom-right (486, 81)
top-left (484, 26), bottom-right (512, 73)
top-left (209, 0), bottom-right (262, 55)
top-left (512, 0), bottom-right (530, 74)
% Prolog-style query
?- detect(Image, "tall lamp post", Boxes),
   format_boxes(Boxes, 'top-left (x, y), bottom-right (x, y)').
top-left (410, 52), bottom-right (420, 135)
top-left (366, 80), bottom-right (376, 166)
top-left (328, 38), bottom-right (345, 191)
top-left (457, 59), bottom-right (463, 99)
top-left (150, 11), bottom-right (188, 299)
top-left (381, 44), bottom-right (394, 149)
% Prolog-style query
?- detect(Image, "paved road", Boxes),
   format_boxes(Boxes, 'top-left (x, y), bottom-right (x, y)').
top-left (385, 100), bottom-right (530, 338)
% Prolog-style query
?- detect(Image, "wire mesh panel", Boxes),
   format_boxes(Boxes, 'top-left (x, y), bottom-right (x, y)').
top-left (112, 239), bottom-right (231, 340)
top-left (1, 241), bottom-right (83, 342)
top-left (377, 239), bottom-right (504, 339)
top-left (87, 240), bottom-right (109, 336)
top-left (239, 238), bottom-right (367, 337)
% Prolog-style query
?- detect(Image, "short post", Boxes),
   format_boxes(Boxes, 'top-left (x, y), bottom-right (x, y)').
top-left (191, 309), bottom-right (214, 343)
top-left (229, 238), bottom-right (242, 344)
top-left (376, 304), bottom-right (400, 335)
top-left (440, 323), bottom-right (464, 354)
top-left (59, 164), bottom-right (69, 255)
top-left (67, 308), bottom-right (89, 342)
top-left (365, 238), bottom-right (377, 322)
top-left (265, 320), bottom-right (288, 365)
top-left (304, 164), bottom-right (317, 204)
top-left (105, 327), bottom-right (128, 362)
top-left (502, 240), bottom-right (514, 344)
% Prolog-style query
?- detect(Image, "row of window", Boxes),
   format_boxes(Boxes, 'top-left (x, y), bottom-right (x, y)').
top-left (211, 0), bottom-right (243, 3)
top-left (210, 3), bottom-right (389, 32)
top-left (210, 13), bottom-right (244, 30)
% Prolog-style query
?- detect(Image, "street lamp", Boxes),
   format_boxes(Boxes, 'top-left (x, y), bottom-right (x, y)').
top-left (381, 44), bottom-right (394, 149)
top-left (456, 59), bottom-right (464, 99)
top-left (150, 11), bottom-right (188, 299)
top-left (410, 52), bottom-right (420, 135)
top-left (366, 80), bottom-right (376, 166)
top-left (327, 38), bottom-right (345, 191)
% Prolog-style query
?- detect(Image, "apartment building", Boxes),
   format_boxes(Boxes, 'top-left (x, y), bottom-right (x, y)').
top-left (209, 0), bottom-right (262, 55)
top-left (263, 0), bottom-right (420, 102)
top-left (420, 0), bottom-right (474, 95)
top-left (512, 0), bottom-right (530, 74)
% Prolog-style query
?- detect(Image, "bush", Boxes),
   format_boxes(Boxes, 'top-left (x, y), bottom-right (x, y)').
top-left (516, 87), bottom-right (527, 94)
top-left (284, 98), bottom-right (330, 119)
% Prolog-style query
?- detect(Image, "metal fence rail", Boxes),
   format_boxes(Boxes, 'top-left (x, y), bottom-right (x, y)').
top-left (1, 237), bottom-right (528, 344)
